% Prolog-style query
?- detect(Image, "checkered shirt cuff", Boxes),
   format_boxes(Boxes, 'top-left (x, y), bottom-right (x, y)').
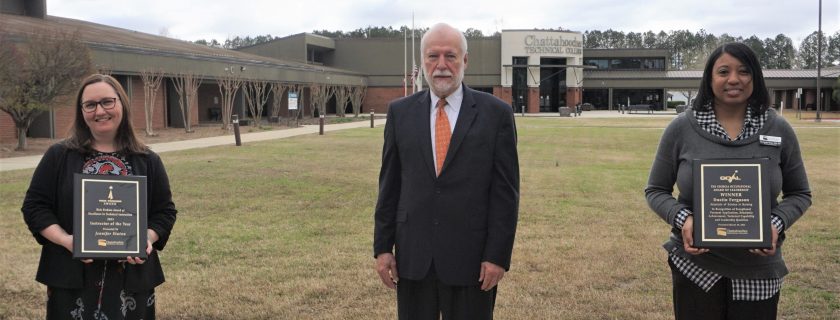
top-left (771, 215), bottom-right (785, 233)
top-left (674, 208), bottom-right (692, 229)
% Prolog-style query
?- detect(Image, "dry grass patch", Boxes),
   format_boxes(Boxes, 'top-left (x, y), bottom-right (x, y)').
top-left (1, 116), bottom-right (837, 319)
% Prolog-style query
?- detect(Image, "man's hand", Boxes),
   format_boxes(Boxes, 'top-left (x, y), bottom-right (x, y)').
top-left (479, 261), bottom-right (505, 291)
top-left (375, 253), bottom-right (399, 289)
top-left (681, 216), bottom-right (709, 255)
top-left (750, 225), bottom-right (779, 256)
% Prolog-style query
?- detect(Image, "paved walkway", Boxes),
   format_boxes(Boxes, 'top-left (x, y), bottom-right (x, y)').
top-left (0, 119), bottom-right (387, 172)
top-left (516, 110), bottom-right (678, 118)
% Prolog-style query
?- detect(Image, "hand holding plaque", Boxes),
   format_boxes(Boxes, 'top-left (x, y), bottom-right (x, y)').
top-left (73, 174), bottom-right (148, 259)
top-left (692, 158), bottom-right (771, 249)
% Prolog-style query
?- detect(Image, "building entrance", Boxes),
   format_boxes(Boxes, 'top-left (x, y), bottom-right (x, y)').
top-left (511, 57), bottom-right (529, 114)
top-left (539, 57), bottom-right (566, 112)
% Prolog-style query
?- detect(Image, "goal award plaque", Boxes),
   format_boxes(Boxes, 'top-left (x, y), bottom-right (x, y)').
top-left (692, 158), bottom-right (771, 249)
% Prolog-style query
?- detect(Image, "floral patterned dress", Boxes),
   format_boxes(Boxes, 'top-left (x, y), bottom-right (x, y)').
top-left (47, 151), bottom-right (156, 320)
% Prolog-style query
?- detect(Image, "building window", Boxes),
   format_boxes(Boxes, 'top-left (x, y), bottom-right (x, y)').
top-left (643, 58), bottom-right (665, 70)
top-left (584, 58), bottom-right (609, 69)
top-left (584, 57), bottom-right (665, 70)
top-left (307, 47), bottom-right (325, 65)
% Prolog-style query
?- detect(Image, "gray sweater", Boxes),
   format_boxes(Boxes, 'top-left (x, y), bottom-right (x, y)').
top-left (645, 108), bottom-right (811, 279)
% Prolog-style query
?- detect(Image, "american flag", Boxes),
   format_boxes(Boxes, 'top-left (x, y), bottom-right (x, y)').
top-left (410, 64), bottom-right (418, 85)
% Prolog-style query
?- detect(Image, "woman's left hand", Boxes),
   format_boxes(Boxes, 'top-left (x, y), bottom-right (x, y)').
top-left (749, 225), bottom-right (779, 256)
top-left (124, 229), bottom-right (159, 265)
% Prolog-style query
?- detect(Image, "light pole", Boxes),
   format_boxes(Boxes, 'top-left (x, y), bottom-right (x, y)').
top-left (816, 0), bottom-right (822, 122)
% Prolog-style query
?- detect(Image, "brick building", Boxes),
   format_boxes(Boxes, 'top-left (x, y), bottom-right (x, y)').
top-left (2, 0), bottom-right (837, 144)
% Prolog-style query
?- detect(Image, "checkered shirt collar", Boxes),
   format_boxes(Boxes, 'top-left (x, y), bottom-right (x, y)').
top-left (694, 104), bottom-right (766, 141)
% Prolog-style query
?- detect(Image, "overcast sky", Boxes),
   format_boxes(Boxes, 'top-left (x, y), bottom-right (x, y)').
top-left (48, 0), bottom-right (839, 46)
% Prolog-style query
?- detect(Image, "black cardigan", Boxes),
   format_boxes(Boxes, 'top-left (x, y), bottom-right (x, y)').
top-left (22, 143), bottom-right (177, 290)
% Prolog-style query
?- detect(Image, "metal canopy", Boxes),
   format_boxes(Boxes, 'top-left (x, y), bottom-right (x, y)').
top-left (502, 64), bottom-right (597, 69)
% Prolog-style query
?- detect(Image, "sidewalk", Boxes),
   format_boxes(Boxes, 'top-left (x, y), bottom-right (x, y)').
top-left (0, 119), bottom-right (387, 172)
top-left (515, 110), bottom-right (679, 118)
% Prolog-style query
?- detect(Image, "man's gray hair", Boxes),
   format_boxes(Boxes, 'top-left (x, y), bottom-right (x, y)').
top-left (420, 23), bottom-right (468, 55)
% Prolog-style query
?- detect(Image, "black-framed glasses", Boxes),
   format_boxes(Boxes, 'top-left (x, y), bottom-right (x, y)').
top-left (81, 97), bottom-right (119, 113)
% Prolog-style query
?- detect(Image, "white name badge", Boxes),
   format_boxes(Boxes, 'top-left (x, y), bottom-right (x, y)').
top-left (759, 135), bottom-right (781, 147)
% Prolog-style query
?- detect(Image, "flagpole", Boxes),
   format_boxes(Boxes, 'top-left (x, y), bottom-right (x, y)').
top-left (411, 12), bottom-right (416, 94)
top-left (816, 0), bottom-right (822, 122)
top-left (417, 27), bottom-right (423, 92)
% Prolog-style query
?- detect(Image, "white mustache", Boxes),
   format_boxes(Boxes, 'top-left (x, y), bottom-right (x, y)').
top-left (432, 70), bottom-right (453, 77)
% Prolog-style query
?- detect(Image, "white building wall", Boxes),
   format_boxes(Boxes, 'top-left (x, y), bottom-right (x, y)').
top-left (500, 30), bottom-right (584, 88)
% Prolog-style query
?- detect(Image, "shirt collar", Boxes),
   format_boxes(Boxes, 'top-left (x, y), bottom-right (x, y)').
top-left (743, 107), bottom-right (760, 129)
top-left (430, 84), bottom-right (464, 115)
top-left (694, 104), bottom-right (766, 140)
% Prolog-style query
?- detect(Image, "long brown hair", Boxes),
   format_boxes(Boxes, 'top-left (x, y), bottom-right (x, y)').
top-left (64, 74), bottom-right (147, 154)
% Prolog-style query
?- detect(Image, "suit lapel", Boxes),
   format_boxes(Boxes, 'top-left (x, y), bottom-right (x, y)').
top-left (412, 92), bottom-right (437, 178)
top-left (441, 85), bottom-right (478, 175)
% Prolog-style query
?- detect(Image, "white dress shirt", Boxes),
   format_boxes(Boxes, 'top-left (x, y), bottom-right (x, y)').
top-left (429, 85), bottom-right (463, 170)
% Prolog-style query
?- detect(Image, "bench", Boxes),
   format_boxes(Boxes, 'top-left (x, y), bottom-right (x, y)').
top-left (627, 104), bottom-right (653, 114)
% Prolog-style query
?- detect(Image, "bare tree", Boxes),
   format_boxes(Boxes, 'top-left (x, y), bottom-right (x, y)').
top-left (270, 82), bottom-right (288, 119)
top-left (678, 89), bottom-right (698, 107)
top-left (140, 69), bottom-right (164, 136)
top-left (0, 35), bottom-right (18, 113)
top-left (308, 83), bottom-right (322, 118)
top-left (0, 30), bottom-right (92, 150)
top-left (172, 72), bottom-right (202, 133)
top-left (217, 74), bottom-right (243, 130)
top-left (285, 83), bottom-right (304, 126)
top-left (242, 80), bottom-right (270, 127)
top-left (350, 85), bottom-right (367, 117)
top-left (333, 85), bottom-right (352, 117)
top-left (309, 84), bottom-right (336, 117)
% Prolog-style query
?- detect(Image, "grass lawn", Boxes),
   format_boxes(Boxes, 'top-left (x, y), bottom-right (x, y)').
top-left (1, 116), bottom-right (837, 319)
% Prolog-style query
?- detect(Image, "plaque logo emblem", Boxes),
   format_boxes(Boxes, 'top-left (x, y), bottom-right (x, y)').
top-left (108, 186), bottom-right (114, 200)
top-left (98, 239), bottom-right (108, 247)
top-left (720, 170), bottom-right (741, 183)
top-left (716, 228), bottom-right (727, 236)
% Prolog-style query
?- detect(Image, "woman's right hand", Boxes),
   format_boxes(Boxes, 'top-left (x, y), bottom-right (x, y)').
top-left (62, 234), bottom-right (94, 264)
top-left (39, 226), bottom-right (94, 264)
top-left (59, 233), bottom-right (74, 252)
top-left (681, 216), bottom-right (710, 255)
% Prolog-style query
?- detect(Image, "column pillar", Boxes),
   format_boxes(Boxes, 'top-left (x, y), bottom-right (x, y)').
top-left (528, 87), bottom-right (540, 113)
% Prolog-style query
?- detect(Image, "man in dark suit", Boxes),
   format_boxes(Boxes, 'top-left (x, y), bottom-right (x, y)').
top-left (373, 23), bottom-right (520, 320)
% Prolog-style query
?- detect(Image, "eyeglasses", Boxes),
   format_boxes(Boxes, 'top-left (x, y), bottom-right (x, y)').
top-left (81, 97), bottom-right (119, 113)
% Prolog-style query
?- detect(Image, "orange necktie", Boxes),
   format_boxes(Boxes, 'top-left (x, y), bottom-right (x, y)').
top-left (435, 98), bottom-right (451, 176)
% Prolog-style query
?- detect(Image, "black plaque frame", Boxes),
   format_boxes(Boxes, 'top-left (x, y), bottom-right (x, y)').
top-left (692, 158), bottom-right (771, 249)
top-left (73, 174), bottom-right (148, 259)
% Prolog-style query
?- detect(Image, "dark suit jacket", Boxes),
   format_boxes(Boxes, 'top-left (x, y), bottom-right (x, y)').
top-left (374, 84), bottom-right (520, 286)
top-left (22, 143), bottom-right (177, 290)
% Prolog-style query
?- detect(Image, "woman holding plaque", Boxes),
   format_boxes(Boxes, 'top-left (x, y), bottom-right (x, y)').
top-left (22, 74), bottom-right (177, 319)
top-left (645, 42), bottom-right (811, 319)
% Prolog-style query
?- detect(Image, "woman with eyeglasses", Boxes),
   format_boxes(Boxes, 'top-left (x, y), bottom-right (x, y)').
top-left (22, 74), bottom-right (177, 319)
